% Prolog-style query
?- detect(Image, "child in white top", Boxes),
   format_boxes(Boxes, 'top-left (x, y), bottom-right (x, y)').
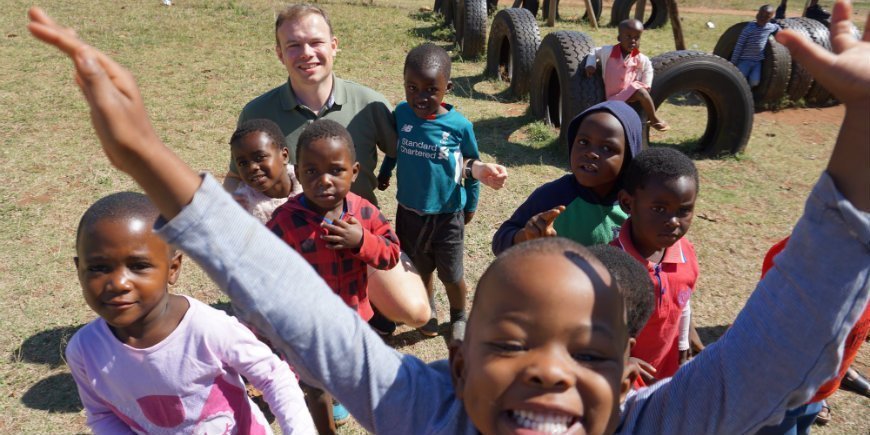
top-left (67, 191), bottom-right (315, 434)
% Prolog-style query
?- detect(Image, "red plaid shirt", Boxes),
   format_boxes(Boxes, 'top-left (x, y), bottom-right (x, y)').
top-left (267, 193), bottom-right (400, 321)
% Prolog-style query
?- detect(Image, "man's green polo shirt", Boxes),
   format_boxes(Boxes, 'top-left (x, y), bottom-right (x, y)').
top-left (234, 76), bottom-right (397, 205)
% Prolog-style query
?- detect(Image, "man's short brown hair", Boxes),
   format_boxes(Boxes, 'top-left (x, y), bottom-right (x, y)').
top-left (274, 3), bottom-right (333, 45)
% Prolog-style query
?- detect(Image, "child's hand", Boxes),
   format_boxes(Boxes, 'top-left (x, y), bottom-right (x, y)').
top-left (679, 349), bottom-right (691, 366)
top-left (775, 0), bottom-right (870, 106)
top-left (322, 217), bottom-right (364, 251)
top-left (514, 206), bottom-right (566, 244)
top-left (377, 173), bottom-right (391, 191)
top-left (585, 65), bottom-right (597, 77)
top-left (472, 161), bottom-right (508, 190)
top-left (629, 357), bottom-right (658, 385)
top-left (464, 211), bottom-right (475, 224)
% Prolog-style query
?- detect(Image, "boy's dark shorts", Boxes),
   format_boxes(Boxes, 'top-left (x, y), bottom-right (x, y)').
top-left (395, 205), bottom-right (464, 284)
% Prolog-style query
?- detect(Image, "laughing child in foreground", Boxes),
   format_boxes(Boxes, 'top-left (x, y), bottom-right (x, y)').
top-left (30, 1), bottom-right (869, 433)
top-left (585, 19), bottom-right (669, 131)
top-left (67, 192), bottom-right (315, 434)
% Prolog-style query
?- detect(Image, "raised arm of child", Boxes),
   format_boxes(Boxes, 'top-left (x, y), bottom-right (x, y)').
top-left (621, 2), bottom-right (869, 433)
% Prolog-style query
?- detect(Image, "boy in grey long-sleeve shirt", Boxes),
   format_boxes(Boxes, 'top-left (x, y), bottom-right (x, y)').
top-left (27, 2), bottom-right (870, 434)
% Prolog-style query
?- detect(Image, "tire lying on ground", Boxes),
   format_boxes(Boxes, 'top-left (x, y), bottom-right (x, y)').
top-left (647, 51), bottom-right (754, 156)
top-left (794, 17), bottom-right (835, 106)
top-left (454, 0), bottom-right (488, 57)
top-left (541, 0), bottom-right (603, 23)
top-left (713, 22), bottom-right (792, 110)
top-left (529, 31), bottom-right (597, 144)
top-left (485, 8), bottom-right (541, 98)
top-left (610, 0), bottom-right (668, 29)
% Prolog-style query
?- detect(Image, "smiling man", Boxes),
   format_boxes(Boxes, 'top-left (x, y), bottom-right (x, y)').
top-left (224, 3), bottom-right (396, 207)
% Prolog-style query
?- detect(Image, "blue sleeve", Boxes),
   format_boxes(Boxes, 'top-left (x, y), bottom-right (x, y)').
top-left (731, 25), bottom-right (750, 63)
top-left (618, 172), bottom-right (870, 434)
top-left (155, 175), bottom-right (461, 434)
top-left (461, 122), bottom-right (480, 213)
top-left (378, 156), bottom-right (397, 178)
top-left (491, 175), bottom-right (577, 255)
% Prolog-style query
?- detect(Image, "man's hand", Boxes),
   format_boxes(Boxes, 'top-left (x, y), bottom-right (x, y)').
top-left (377, 173), bottom-right (391, 191)
top-left (464, 211), bottom-right (475, 224)
top-left (514, 206), bottom-right (566, 244)
top-left (585, 65), bottom-right (597, 77)
top-left (471, 161), bottom-right (508, 190)
top-left (322, 217), bottom-right (364, 250)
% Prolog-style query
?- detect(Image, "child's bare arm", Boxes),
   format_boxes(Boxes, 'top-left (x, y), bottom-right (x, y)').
top-left (776, 0), bottom-right (869, 211)
top-left (26, 7), bottom-right (199, 220)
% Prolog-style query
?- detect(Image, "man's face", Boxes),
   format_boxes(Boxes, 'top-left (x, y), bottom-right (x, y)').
top-left (451, 252), bottom-right (630, 435)
top-left (275, 13), bottom-right (338, 88)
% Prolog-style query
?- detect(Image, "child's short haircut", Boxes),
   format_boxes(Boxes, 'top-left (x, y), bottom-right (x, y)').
top-left (403, 42), bottom-right (451, 80)
top-left (618, 18), bottom-right (644, 32)
top-left (76, 192), bottom-right (159, 246)
top-left (230, 119), bottom-right (287, 150)
top-left (622, 147), bottom-right (699, 194)
top-left (759, 4), bottom-right (775, 13)
top-left (296, 118), bottom-right (356, 162)
top-left (588, 244), bottom-right (655, 337)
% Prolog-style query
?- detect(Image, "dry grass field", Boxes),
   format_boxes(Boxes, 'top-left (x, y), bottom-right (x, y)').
top-left (0, 0), bottom-right (866, 433)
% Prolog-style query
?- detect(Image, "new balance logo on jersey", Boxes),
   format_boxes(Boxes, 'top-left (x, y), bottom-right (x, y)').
top-left (401, 124), bottom-right (413, 133)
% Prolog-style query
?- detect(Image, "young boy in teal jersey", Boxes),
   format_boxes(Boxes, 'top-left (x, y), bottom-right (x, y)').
top-left (377, 43), bottom-right (480, 340)
top-left (492, 100), bottom-right (643, 255)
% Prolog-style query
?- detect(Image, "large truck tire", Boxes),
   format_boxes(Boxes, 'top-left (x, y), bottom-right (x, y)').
top-left (541, 0), bottom-right (603, 23)
top-left (455, 0), bottom-right (488, 58)
top-left (795, 18), bottom-right (835, 106)
top-left (485, 8), bottom-right (541, 98)
top-left (610, 0), bottom-right (668, 29)
top-left (647, 51), bottom-right (754, 156)
top-left (778, 18), bottom-right (817, 102)
top-left (713, 22), bottom-right (792, 110)
top-left (529, 31), bottom-right (597, 144)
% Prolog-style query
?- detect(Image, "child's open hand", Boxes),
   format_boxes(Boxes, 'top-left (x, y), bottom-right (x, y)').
top-left (775, 0), bottom-right (870, 106)
top-left (514, 205), bottom-right (566, 244)
top-left (377, 173), bottom-right (391, 191)
top-left (464, 211), bottom-right (475, 224)
top-left (322, 217), bottom-right (364, 250)
top-left (628, 357), bottom-right (658, 385)
top-left (471, 161), bottom-right (508, 190)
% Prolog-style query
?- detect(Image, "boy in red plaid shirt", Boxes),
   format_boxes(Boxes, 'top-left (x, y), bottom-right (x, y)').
top-left (267, 119), bottom-right (400, 431)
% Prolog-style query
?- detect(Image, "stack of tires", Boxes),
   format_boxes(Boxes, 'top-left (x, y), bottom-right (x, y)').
top-left (714, 18), bottom-right (837, 109)
top-left (434, 0), bottom-right (488, 57)
top-left (609, 0), bottom-right (669, 29)
top-left (526, 30), bottom-right (754, 155)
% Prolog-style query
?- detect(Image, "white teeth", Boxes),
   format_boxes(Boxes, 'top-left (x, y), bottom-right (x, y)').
top-left (510, 410), bottom-right (574, 434)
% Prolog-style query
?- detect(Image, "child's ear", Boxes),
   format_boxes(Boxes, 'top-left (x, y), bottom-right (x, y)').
top-left (619, 338), bottom-right (637, 403)
top-left (167, 251), bottom-right (183, 285)
top-left (446, 81), bottom-right (454, 93)
top-left (449, 341), bottom-right (467, 400)
top-left (281, 147), bottom-right (289, 164)
top-left (351, 161), bottom-right (360, 182)
top-left (618, 189), bottom-right (633, 214)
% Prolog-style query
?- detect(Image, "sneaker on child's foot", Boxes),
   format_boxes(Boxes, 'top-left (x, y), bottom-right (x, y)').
top-left (418, 318), bottom-right (439, 337)
top-left (449, 318), bottom-right (467, 343)
top-left (332, 402), bottom-right (350, 427)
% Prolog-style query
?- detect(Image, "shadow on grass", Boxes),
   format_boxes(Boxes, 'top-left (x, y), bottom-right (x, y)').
top-left (696, 324), bottom-right (729, 346)
top-left (384, 328), bottom-right (436, 348)
top-left (13, 324), bottom-right (85, 368)
top-left (409, 11), bottom-right (454, 43)
top-left (210, 300), bottom-right (233, 315)
top-left (21, 372), bottom-right (83, 413)
top-left (450, 74), bottom-right (520, 104)
top-left (473, 113), bottom-right (566, 169)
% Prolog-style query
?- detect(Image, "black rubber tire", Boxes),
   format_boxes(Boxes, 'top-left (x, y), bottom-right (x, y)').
top-left (647, 51), bottom-right (754, 156)
top-left (542, 0), bottom-right (603, 22)
top-left (455, 0), bottom-right (488, 58)
top-left (529, 31), bottom-right (597, 144)
top-left (485, 8), bottom-right (541, 98)
top-left (610, 0), bottom-right (668, 29)
top-left (712, 22), bottom-right (792, 110)
top-left (778, 18), bottom-right (816, 102)
top-left (797, 18), bottom-right (835, 106)
top-left (522, 0), bottom-right (539, 17)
